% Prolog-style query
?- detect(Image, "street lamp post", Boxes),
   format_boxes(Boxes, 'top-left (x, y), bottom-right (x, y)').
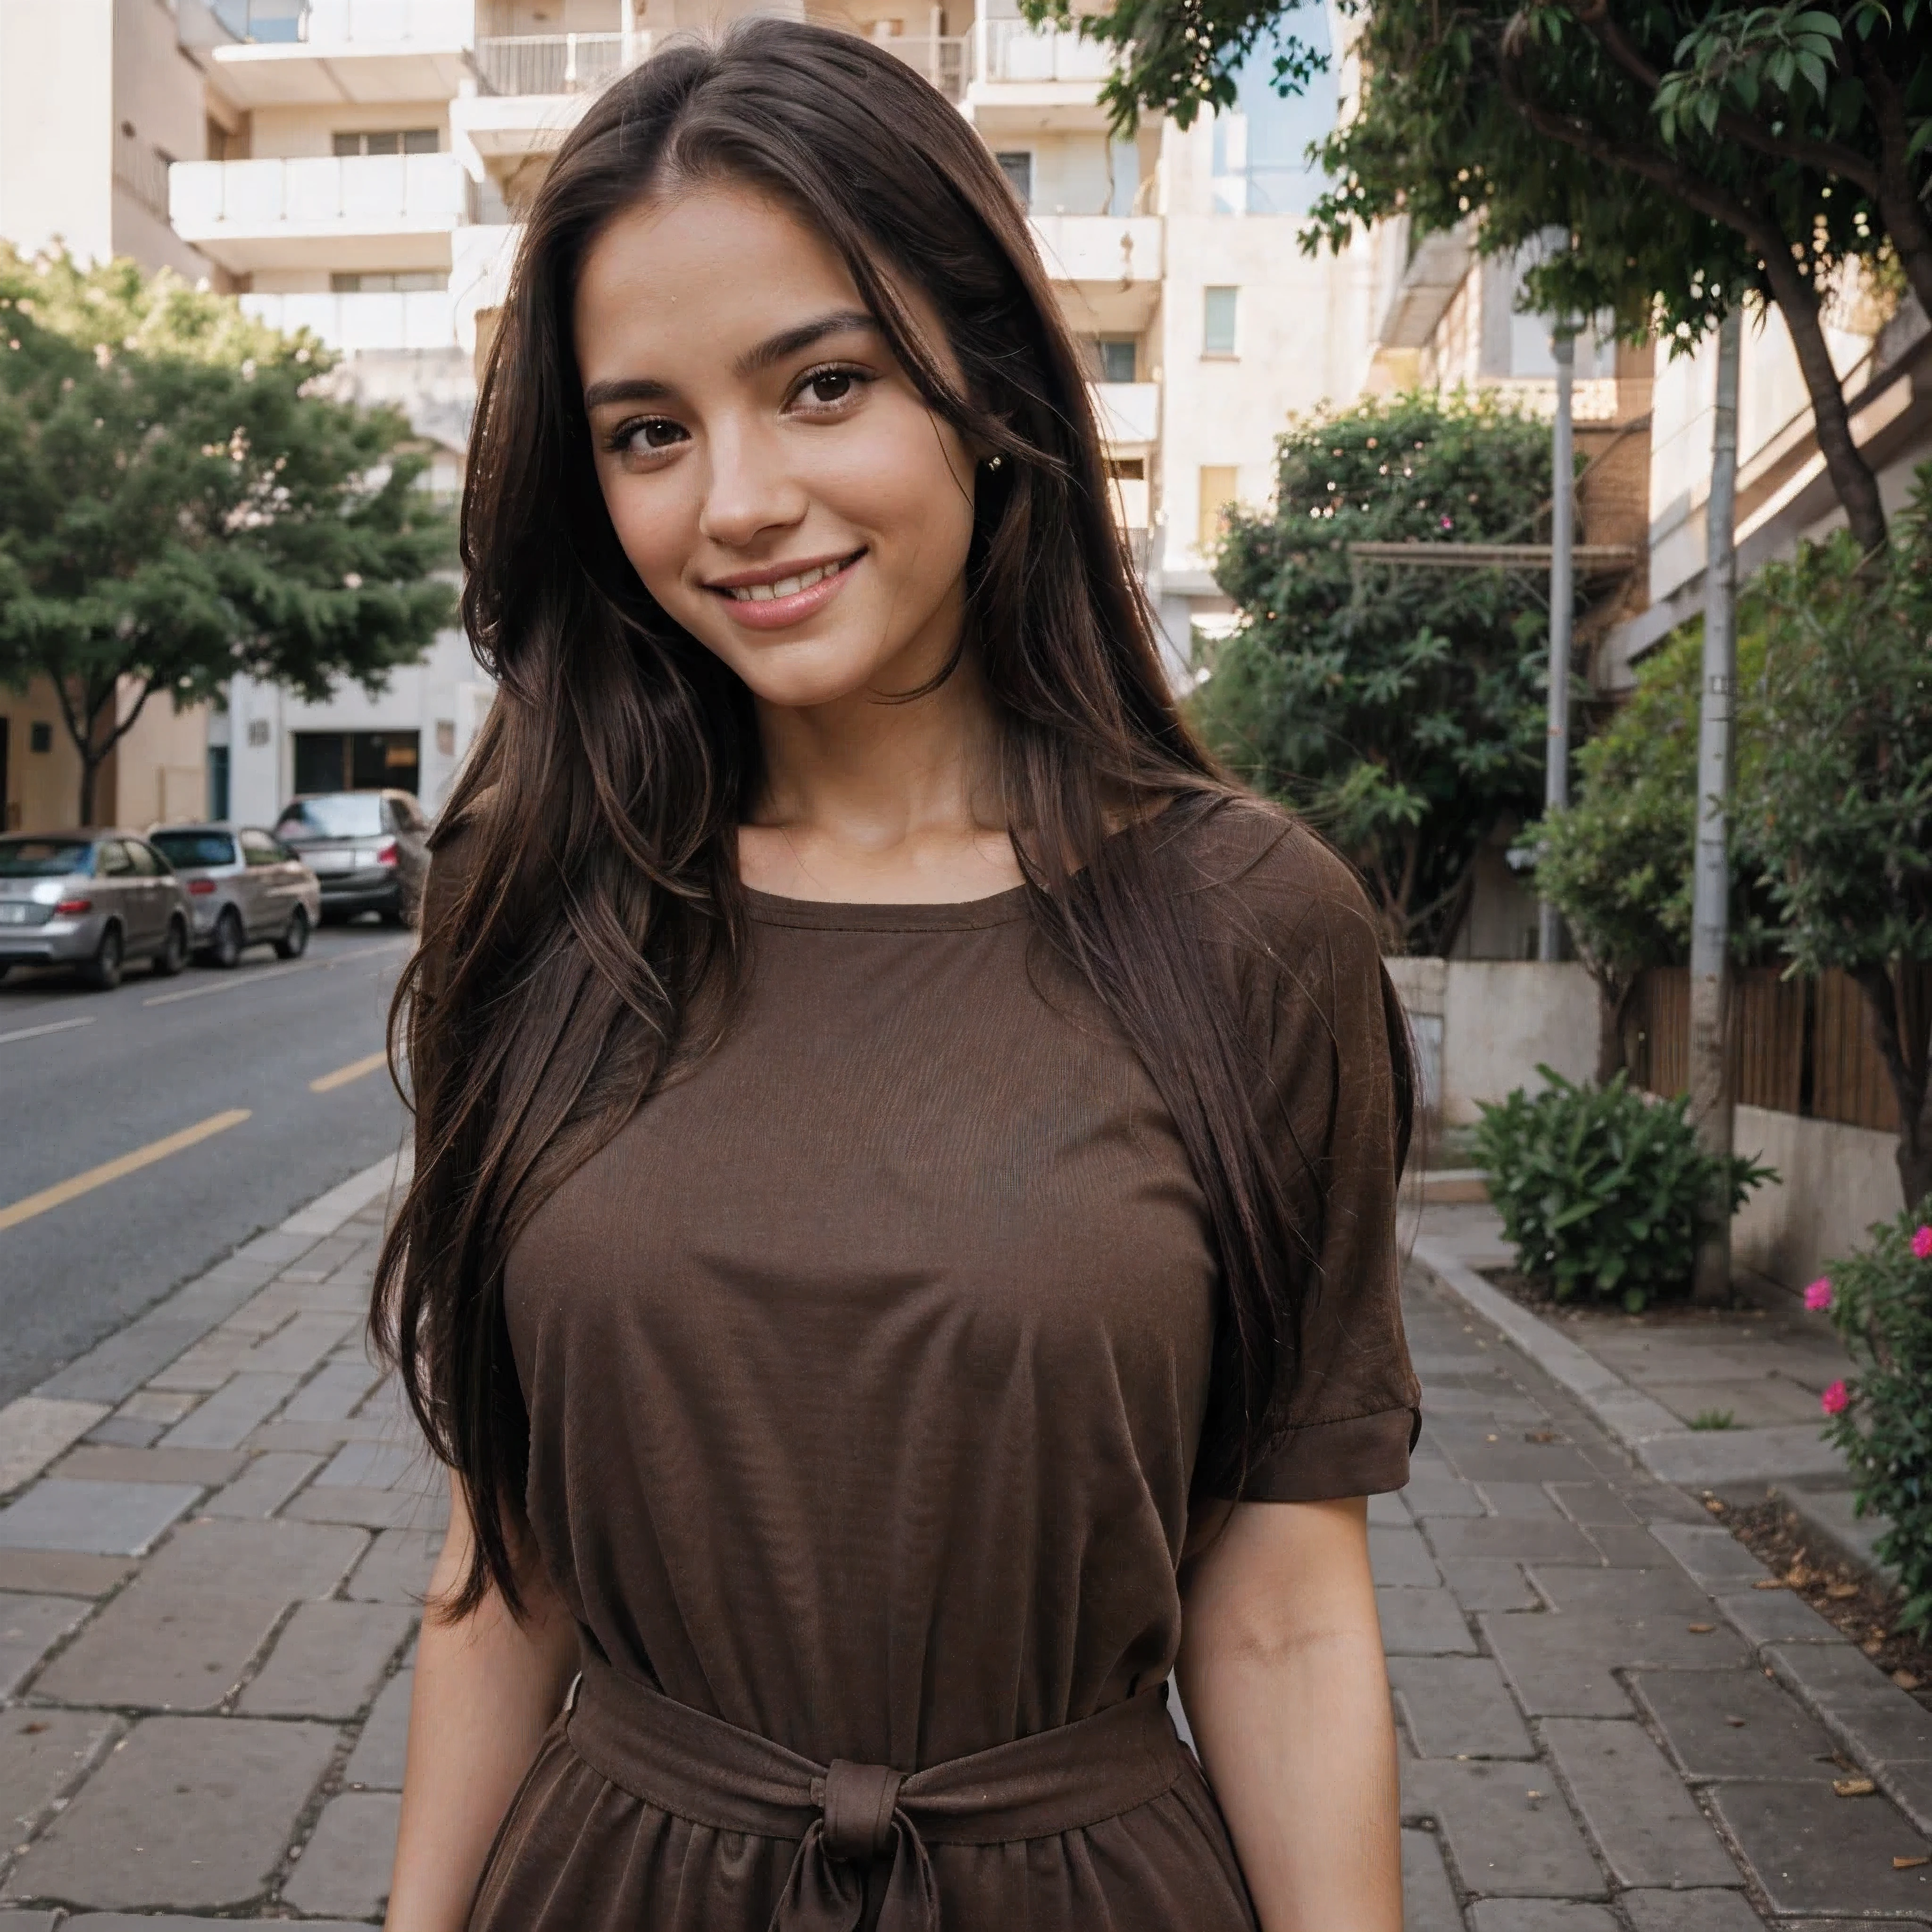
top-left (1539, 323), bottom-right (1576, 965)
top-left (1690, 308), bottom-right (1742, 1305)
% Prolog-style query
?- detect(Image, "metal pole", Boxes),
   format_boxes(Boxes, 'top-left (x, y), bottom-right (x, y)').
top-left (1690, 309), bottom-right (1742, 1305)
top-left (1539, 323), bottom-right (1576, 964)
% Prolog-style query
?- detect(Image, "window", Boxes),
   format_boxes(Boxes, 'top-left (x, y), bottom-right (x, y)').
top-left (97, 841), bottom-right (134, 878)
top-left (29, 721), bottom-right (52, 753)
top-left (152, 831), bottom-right (237, 869)
top-left (331, 271), bottom-right (448, 293)
top-left (1198, 466), bottom-right (1240, 553)
top-left (241, 830), bottom-right (284, 867)
top-left (994, 151), bottom-right (1033, 210)
top-left (1202, 286), bottom-right (1239, 357)
top-left (333, 130), bottom-right (439, 158)
top-left (1096, 338), bottom-right (1137, 383)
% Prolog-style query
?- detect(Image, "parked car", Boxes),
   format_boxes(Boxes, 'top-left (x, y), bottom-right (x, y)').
top-left (272, 790), bottom-right (429, 926)
top-left (148, 823), bottom-right (323, 968)
top-left (0, 830), bottom-right (192, 990)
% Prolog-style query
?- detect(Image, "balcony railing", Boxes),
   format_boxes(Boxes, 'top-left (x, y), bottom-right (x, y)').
top-left (1092, 381), bottom-right (1158, 446)
top-left (474, 33), bottom-right (648, 96)
top-left (974, 19), bottom-right (1113, 84)
top-left (212, 0), bottom-right (469, 41)
top-left (114, 132), bottom-right (173, 221)
top-left (241, 289), bottom-right (458, 350)
top-left (1028, 215), bottom-right (1161, 284)
top-left (170, 152), bottom-right (468, 231)
top-left (880, 34), bottom-right (968, 103)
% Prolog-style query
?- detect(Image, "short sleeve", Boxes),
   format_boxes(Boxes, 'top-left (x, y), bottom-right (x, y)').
top-left (1197, 816), bottom-right (1421, 1503)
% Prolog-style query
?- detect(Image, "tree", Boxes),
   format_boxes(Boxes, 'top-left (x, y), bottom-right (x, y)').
top-left (1193, 390), bottom-right (1557, 954)
top-left (1739, 485), bottom-right (1932, 1208)
top-left (0, 247), bottom-right (456, 825)
top-left (1531, 623), bottom-right (1770, 1079)
top-left (1046, 0), bottom-right (1932, 558)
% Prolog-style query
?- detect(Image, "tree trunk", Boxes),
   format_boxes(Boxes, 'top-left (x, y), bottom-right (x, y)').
top-left (1595, 974), bottom-right (1633, 1084)
top-left (76, 754), bottom-right (103, 830)
top-left (1861, 54), bottom-right (1932, 343)
top-left (1849, 961), bottom-right (1932, 1211)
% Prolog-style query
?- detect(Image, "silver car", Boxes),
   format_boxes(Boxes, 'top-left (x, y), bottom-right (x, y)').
top-left (0, 830), bottom-right (192, 990)
top-left (149, 823), bottom-right (323, 968)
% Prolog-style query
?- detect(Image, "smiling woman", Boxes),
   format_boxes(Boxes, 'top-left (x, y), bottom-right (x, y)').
top-left (374, 21), bottom-right (1417, 1932)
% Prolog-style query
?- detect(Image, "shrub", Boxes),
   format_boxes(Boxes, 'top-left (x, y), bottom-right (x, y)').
top-left (1473, 1068), bottom-right (1774, 1311)
top-left (1816, 1205), bottom-right (1932, 1635)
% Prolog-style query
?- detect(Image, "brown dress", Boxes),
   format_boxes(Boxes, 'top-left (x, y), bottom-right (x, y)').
top-left (468, 803), bottom-right (1420, 1932)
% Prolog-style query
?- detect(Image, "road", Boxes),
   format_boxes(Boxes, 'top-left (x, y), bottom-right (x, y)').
top-left (0, 925), bottom-right (411, 1407)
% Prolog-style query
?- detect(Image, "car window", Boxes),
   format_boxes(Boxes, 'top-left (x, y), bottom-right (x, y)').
top-left (151, 830), bottom-right (236, 869)
top-left (124, 841), bottom-right (164, 877)
top-left (96, 841), bottom-right (133, 877)
top-left (0, 839), bottom-right (92, 878)
top-left (277, 794), bottom-right (383, 840)
top-left (240, 830), bottom-right (283, 867)
top-left (392, 793), bottom-right (427, 831)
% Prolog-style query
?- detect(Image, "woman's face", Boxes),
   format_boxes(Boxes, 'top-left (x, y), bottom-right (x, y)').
top-left (575, 181), bottom-right (979, 713)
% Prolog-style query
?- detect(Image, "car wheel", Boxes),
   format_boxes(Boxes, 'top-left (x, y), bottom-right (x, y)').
top-left (210, 907), bottom-right (244, 970)
top-left (275, 905), bottom-right (311, 960)
top-left (151, 916), bottom-right (189, 978)
top-left (80, 924), bottom-right (123, 992)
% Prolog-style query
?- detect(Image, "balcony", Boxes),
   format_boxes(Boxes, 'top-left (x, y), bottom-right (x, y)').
top-left (878, 33), bottom-right (968, 104)
top-left (1092, 381), bottom-right (1158, 448)
top-left (201, 0), bottom-right (473, 106)
top-left (455, 34), bottom-right (650, 178)
top-left (1029, 215), bottom-right (1159, 283)
top-left (169, 153), bottom-right (468, 272)
top-left (240, 288), bottom-right (458, 351)
top-left (966, 20), bottom-right (1115, 133)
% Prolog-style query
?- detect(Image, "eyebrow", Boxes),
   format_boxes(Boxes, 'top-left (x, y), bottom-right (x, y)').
top-left (581, 308), bottom-right (879, 412)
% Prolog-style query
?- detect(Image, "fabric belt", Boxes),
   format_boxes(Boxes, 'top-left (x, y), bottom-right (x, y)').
top-left (565, 1649), bottom-right (1187, 1932)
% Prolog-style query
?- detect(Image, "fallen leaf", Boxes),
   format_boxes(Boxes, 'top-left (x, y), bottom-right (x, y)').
top-left (1688, 1623), bottom-right (1716, 1634)
top-left (1486, 1434), bottom-right (1499, 1443)
top-left (1834, 1777), bottom-right (1877, 1797)
top-left (1826, 1581), bottom-right (1858, 1599)
top-left (1524, 1429), bottom-right (1561, 1444)
top-left (17, 1722), bottom-right (45, 1736)
top-left (1894, 1671), bottom-right (1922, 1691)
top-left (1752, 1578), bottom-right (1789, 1590)
top-left (1864, 1640), bottom-right (1887, 1658)
top-left (1896, 1855), bottom-right (1931, 1871)
top-left (1705, 1498), bottom-right (1726, 1515)
top-left (1788, 1565), bottom-right (1814, 1586)
top-left (1724, 1715), bottom-right (1747, 1727)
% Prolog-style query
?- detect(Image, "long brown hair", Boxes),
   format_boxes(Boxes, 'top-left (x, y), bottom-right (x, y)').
top-left (373, 17), bottom-right (1412, 1615)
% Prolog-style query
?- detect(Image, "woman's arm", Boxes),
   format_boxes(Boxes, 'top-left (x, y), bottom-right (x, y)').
top-left (1177, 1495), bottom-right (1402, 1932)
top-left (384, 1474), bottom-right (580, 1932)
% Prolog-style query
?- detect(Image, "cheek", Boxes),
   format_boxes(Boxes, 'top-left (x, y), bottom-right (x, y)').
top-left (823, 414), bottom-right (975, 567)
top-left (598, 466), bottom-right (696, 600)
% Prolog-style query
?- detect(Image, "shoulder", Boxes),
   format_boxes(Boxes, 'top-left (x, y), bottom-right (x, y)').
top-left (1155, 794), bottom-right (1385, 984)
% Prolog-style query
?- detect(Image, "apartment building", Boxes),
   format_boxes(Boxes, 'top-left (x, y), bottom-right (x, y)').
top-left (0, 0), bottom-right (221, 832)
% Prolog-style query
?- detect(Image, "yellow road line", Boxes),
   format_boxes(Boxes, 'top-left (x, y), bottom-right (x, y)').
top-left (0, 1109), bottom-right (251, 1235)
top-left (310, 1050), bottom-right (389, 1094)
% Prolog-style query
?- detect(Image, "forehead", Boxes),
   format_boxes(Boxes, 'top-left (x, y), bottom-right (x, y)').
top-left (573, 182), bottom-right (865, 380)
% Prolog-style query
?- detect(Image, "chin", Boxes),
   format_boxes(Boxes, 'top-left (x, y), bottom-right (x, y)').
top-left (714, 637), bottom-right (903, 712)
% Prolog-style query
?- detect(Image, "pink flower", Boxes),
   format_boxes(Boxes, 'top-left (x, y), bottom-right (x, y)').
top-left (1912, 1225), bottom-right (1932, 1261)
top-left (1804, 1277), bottom-right (1833, 1312)
top-left (1821, 1380), bottom-right (1850, 1417)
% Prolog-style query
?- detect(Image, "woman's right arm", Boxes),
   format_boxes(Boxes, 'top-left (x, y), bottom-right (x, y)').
top-left (384, 1473), bottom-right (580, 1932)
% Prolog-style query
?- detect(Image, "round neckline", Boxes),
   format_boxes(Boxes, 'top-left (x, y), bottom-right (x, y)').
top-left (741, 880), bottom-right (1033, 932)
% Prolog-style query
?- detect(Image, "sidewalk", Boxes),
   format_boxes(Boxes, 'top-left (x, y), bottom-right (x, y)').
top-left (0, 1173), bottom-right (1925, 1923)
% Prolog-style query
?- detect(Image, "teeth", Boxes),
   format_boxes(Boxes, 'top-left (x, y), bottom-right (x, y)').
top-left (726, 559), bottom-right (841, 602)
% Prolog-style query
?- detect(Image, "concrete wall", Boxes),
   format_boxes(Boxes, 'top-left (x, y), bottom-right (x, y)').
top-left (1732, 1106), bottom-right (1903, 1295)
top-left (111, 0), bottom-right (215, 281)
top-left (0, 0), bottom-right (116, 262)
top-left (0, 682), bottom-right (84, 833)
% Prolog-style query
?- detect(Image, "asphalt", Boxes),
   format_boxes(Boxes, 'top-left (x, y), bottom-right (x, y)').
top-left (0, 923), bottom-right (411, 1406)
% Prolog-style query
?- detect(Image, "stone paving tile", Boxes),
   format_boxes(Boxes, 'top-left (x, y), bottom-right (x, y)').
top-left (243, 1312), bottom-right (361, 1379)
top-left (1378, 1586), bottom-right (1478, 1657)
top-left (0, 1554), bottom-right (129, 1599)
top-left (34, 1282), bottom-right (265, 1408)
top-left (1369, 1524), bottom-right (1441, 1588)
top-left (1400, 1826), bottom-right (1462, 1932)
top-left (0, 1914), bottom-right (56, 1929)
top-left (0, 1596), bottom-right (88, 1698)
top-left (1620, 1890), bottom-right (1771, 1932)
top-left (49, 1448), bottom-right (243, 1490)
top-left (66, 1916), bottom-right (374, 1930)
top-left (1712, 1585), bottom-right (1841, 1647)
top-left (33, 1582), bottom-right (289, 1714)
top-left (1481, 1609), bottom-right (1742, 1718)
top-left (1470, 1482), bottom-right (1564, 1521)
top-left (158, 1374), bottom-right (300, 1452)
top-left (138, 1516), bottom-right (367, 1603)
top-left (1406, 1470), bottom-right (1487, 1517)
top-left (1537, 1717), bottom-right (1742, 1889)
top-left (343, 1527), bottom-right (440, 1606)
top-left (282, 1484), bottom-right (447, 1532)
top-left (1390, 1655), bottom-right (1536, 1759)
top-left (1520, 1565), bottom-right (1724, 1622)
top-left (1702, 1779), bottom-right (1932, 1916)
top-left (1402, 1755), bottom-right (1607, 1898)
top-left (0, 1709), bottom-right (122, 1836)
top-left (343, 1666), bottom-right (412, 1790)
top-left (1436, 1557), bottom-right (1541, 1611)
top-left (1766, 1641), bottom-right (1932, 1768)
top-left (283, 1360), bottom-right (386, 1427)
top-left (3, 1715), bottom-right (337, 1911)
top-left (1546, 1483), bottom-right (1640, 1527)
top-left (1467, 1905), bottom-right (1620, 1931)
top-left (238, 1600), bottom-right (416, 1720)
top-left (79, 1421), bottom-right (161, 1450)
top-left (1423, 1517), bottom-right (1605, 1565)
top-left (281, 1790), bottom-right (399, 1919)
top-left (1575, 1525), bottom-right (1670, 1569)
top-left (1631, 1666), bottom-right (1842, 1782)
top-left (316, 1441), bottom-right (426, 1491)
top-left (112, 1392), bottom-right (200, 1425)
top-left (1648, 1523), bottom-right (1777, 1589)
top-left (0, 1482), bottom-right (200, 1558)
top-left (201, 1451), bottom-right (323, 1521)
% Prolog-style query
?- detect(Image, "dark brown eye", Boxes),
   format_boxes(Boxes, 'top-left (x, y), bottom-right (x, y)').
top-left (636, 419), bottom-right (685, 450)
top-left (806, 371), bottom-right (852, 404)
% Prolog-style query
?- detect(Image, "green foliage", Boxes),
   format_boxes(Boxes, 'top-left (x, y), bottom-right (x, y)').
top-left (0, 246), bottom-right (456, 822)
top-left (1474, 1068), bottom-right (1774, 1310)
top-left (1191, 390), bottom-right (1555, 954)
top-left (1820, 1204), bottom-right (1932, 1636)
top-left (1530, 623), bottom-right (1771, 1000)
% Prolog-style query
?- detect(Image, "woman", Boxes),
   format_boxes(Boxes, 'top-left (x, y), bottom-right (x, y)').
top-left (376, 19), bottom-right (1419, 1932)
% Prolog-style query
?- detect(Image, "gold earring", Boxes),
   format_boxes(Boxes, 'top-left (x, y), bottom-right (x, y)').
top-left (986, 454), bottom-right (1004, 471)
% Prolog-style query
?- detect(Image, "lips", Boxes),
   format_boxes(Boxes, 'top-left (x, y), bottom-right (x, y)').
top-left (707, 549), bottom-right (865, 631)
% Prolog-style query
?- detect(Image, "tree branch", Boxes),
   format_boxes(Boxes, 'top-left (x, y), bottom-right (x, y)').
top-left (1860, 48), bottom-right (1932, 335)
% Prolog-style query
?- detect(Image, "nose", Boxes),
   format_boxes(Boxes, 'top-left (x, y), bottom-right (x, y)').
top-left (698, 414), bottom-right (809, 551)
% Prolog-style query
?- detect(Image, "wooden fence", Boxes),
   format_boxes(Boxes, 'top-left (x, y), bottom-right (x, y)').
top-left (1624, 964), bottom-right (1915, 1133)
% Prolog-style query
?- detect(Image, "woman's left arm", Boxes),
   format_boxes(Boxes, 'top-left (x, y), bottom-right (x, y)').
top-left (1176, 1494), bottom-right (1402, 1932)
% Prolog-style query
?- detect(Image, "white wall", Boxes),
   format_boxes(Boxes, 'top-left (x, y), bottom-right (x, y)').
top-left (111, 0), bottom-right (215, 280)
top-left (0, 0), bottom-right (116, 263)
top-left (1732, 1107), bottom-right (1903, 1296)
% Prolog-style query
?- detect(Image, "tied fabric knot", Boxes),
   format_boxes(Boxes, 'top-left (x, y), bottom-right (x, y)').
top-left (776, 1759), bottom-right (939, 1932)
